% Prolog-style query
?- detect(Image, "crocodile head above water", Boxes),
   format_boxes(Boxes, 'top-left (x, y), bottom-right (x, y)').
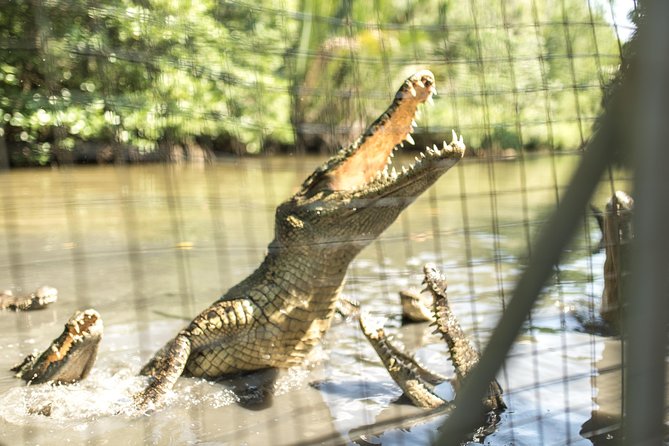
top-left (12, 309), bottom-right (103, 385)
top-left (272, 70), bottom-right (465, 257)
top-left (180, 70), bottom-right (466, 376)
top-left (134, 71), bottom-right (466, 408)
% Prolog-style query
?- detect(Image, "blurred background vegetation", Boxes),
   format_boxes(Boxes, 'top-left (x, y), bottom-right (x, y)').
top-left (0, 0), bottom-right (624, 166)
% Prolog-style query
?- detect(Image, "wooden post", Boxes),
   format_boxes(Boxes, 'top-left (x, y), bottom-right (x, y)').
top-left (0, 131), bottom-right (9, 170)
top-left (600, 191), bottom-right (634, 328)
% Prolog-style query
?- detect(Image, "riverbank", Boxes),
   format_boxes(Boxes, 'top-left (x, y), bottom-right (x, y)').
top-left (0, 132), bottom-right (555, 169)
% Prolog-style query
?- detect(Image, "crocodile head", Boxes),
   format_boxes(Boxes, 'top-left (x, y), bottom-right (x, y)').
top-left (26, 286), bottom-right (58, 310)
top-left (273, 70), bottom-right (465, 255)
top-left (12, 309), bottom-right (103, 385)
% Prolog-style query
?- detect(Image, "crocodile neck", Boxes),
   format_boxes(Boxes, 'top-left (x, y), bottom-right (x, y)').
top-left (224, 241), bottom-right (360, 324)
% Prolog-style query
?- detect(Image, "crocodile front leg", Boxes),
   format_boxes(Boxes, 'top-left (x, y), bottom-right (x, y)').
top-left (134, 298), bottom-right (257, 411)
top-left (134, 332), bottom-right (191, 411)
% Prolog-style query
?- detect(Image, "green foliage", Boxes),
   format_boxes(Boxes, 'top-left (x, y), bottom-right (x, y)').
top-left (0, 0), bottom-right (298, 162)
top-left (291, 0), bottom-right (621, 152)
top-left (0, 0), bottom-right (624, 164)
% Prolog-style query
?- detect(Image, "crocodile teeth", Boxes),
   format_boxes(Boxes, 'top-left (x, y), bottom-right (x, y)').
top-left (402, 166), bottom-right (408, 175)
top-left (451, 129), bottom-right (457, 144)
top-left (391, 167), bottom-right (398, 178)
top-left (415, 156), bottom-right (421, 163)
top-left (459, 134), bottom-right (464, 144)
top-left (420, 152), bottom-right (426, 159)
top-left (405, 134), bottom-right (415, 145)
top-left (411, 119), bottom-right (417, 128)
top-left (443, 140), bottom-right (449, 151)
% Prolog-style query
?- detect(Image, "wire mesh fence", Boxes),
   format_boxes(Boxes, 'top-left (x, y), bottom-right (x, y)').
top-left (0, 0), bottom-right (666, 445)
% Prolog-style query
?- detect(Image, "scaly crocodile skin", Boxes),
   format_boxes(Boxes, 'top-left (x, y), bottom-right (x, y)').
top-left (424, 264), bottom-right (505, 413)
top-left (134, 71), bottom-right (467, 411)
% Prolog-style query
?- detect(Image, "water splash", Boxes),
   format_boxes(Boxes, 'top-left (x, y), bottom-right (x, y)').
top-left (0, 365), bottom-right (145, 424)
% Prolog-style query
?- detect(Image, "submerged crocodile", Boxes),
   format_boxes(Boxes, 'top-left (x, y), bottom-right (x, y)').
top-left (12, 309), bottom-right (103, 384)
top-left (134, 70), bottom-right (466, 410)
top-left (0, 286), bottom-right (58, 311)
top-left (360, 264), bottom-right (505, 414)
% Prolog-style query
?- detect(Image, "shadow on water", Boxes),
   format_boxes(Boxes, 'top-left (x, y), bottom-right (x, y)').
top-left (228, 368), bottom-right (279, 411)
top-left (579, 338), bottom-right (623, 445)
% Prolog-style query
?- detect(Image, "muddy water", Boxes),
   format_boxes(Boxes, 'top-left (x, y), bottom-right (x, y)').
top-left (0, 154), bottom-right (627, 445)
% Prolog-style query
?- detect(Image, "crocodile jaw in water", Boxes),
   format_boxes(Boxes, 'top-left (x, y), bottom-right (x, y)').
top-left (12, 309), bottom-right (103, 385)
top-left (0, 286), bottom-right (58, 311)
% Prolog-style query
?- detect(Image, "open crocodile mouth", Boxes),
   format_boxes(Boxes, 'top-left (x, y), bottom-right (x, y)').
top-left (326, 69), bottom-right (465, 193)
top-left (46, 309), bottom-right (103, 362)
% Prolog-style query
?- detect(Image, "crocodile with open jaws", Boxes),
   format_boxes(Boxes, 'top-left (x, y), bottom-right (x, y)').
top-left (360, 264), bottom-right (505, 413)
top-left (133, 70), bottom-right (466, 410)
top-left (0, 286), bottom-right (58, 311)
top-left (358, 264), bottom-right (505, 442)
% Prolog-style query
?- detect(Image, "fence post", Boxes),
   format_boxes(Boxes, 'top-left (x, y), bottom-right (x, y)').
top-left (623, 1), bottom-right (669, 444)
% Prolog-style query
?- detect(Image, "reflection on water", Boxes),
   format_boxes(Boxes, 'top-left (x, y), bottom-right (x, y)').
top-left (0, 154), bottom-right (629, 444)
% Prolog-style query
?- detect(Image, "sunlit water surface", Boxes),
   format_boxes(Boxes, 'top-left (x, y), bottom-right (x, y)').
top-left (0, 154), bottom-right (628, 445)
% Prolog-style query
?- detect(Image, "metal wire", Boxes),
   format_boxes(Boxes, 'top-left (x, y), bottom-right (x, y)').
top-left (0, 1), bottom-right (663, 445)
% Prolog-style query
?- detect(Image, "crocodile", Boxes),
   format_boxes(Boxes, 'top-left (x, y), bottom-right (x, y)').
top-left (424, 264), bottom-right (505, 413)
top-left (11, 309), bottom-right (103, 384)
top-left (134, 70), bottom-right (466, 410)
top-left (0, 286), bottom-right (58, 311)
top-left (359, 264), bottom-right (505, 414)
